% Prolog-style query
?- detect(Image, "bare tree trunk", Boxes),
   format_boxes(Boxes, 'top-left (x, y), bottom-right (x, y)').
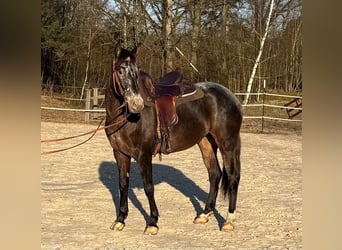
top-left (221, 0), bottom-right (228, 84)
top-left (291, 19), bottom-right (302, 91)
top-left (123, 14), bottom-right (127, 47)
top-left (222, 0), bottom-right (228, 35)
top-left (190, 0), bottom-right (201, 80)
top-left (244, 0), bottom-right (275, 105)
top-left (162, 0), bottom-right (173, 75)
top-left (80, 29), bottom-right (92, 100)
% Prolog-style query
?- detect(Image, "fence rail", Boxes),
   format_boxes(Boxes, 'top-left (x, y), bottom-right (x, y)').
top-left (243, 116), bottom-right (301, 122)
top-left (240, 89), bottom-right (302, 132)
top-left (41, 88), bottom-right (302, 132)
top-left (41, 107), bottom-right (105, 113)
top-left (235, 92), bottom-right (302, 99)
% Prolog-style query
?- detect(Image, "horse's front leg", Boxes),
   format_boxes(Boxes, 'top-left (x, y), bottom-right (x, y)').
top-left (110, 149), bottom-right (131, 231)
top-left (139, 154), bottom-right (159, 235)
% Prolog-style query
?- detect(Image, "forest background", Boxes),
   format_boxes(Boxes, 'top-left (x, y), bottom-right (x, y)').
top-left (41, 0), bottom-right (302, 99)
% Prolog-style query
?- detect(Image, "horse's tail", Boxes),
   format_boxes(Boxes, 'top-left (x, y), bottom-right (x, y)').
top-left (220, 136), bottom-right (241, 200)
top-left (220, 165), bottom-right (229, 199)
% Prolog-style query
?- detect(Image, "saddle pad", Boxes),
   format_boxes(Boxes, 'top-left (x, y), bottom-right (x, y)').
top-left (143, 86), bottom-right (204, 107)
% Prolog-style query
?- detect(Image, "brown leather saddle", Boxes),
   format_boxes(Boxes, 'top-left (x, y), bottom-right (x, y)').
top-left (148, 71), bottom-right (204, 158)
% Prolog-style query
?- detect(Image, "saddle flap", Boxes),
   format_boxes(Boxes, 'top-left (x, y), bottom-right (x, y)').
top-left (156, 96), bottom-right (178, 129)
top-left (155, 95), bottom-right (178, 155)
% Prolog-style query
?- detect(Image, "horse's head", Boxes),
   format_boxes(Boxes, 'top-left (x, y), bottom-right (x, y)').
top-left (113, 47), bottom-right (144, 113)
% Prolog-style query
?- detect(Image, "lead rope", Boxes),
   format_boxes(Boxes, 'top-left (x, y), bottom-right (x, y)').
top-left (41, 118), bottom-right (105, 155)
top-left (41, 103), bottom-right (128, 155)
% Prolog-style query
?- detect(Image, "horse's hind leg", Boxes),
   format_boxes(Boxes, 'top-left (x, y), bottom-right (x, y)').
top-left (194, 135), bottom-right (222, 224)
top-left (219, 135), bottom-right (241, 231)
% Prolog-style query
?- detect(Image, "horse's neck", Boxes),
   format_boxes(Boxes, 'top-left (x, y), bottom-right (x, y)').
top-left (139, 71), bottom-right (155, 99)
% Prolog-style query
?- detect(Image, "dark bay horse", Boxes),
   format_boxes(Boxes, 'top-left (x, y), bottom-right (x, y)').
top-left (105, 48), bottom-right (242, 235)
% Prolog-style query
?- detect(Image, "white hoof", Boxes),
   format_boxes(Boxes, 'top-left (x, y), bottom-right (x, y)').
top-left (221, 222), bottom-right (234, 231)
top-left (110, 221), bottom-right (125, 231)
top-left (221, 212), bottom-right (235, 231)
top-left (144, 225), bottom-right (159, 235)
top-left (193, 212), bottom-right (213, 224)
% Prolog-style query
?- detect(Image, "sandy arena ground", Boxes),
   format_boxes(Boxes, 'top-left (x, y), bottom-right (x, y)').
top-left (41, 121), bottom-right (302, 250)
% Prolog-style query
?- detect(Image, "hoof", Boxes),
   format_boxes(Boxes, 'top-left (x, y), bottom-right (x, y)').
top-left (221, 222), bottom-right (234, 232)
top-left (193, 212), bottom-right (213, 224)
top-left (144, 225), bottom-right (159, 235)
top-left (110, 221), bottom-right (125, 231)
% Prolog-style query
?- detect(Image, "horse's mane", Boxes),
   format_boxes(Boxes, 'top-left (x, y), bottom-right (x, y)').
top-left (138, 70), bottom-right (156, 99)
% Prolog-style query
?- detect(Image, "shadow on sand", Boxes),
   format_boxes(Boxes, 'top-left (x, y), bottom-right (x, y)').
top-left (98, 161), bottom-right (225, 227)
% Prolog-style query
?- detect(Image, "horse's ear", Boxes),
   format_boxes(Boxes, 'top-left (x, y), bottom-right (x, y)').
top-left (115, 46), bottom-right (122, 58)
top-left (131, 46), bottom-right (138, 56)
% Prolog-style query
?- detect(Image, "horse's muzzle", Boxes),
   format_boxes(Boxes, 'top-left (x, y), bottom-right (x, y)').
top-left (126, 94), bottom-right (144, 113)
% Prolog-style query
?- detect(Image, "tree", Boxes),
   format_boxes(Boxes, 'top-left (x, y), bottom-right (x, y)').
top-left (189, 0), bottom-right (201, 80)
top-left (41, 0), bottom-right (302, 96)
top-left (243, 0), bottom-right (274, 105)
top-left (162, 0), bottom-right (174, 74)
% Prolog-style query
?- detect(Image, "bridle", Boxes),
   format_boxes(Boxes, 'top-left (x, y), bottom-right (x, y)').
top-left (41, 59), bottom-right (140, 156)
top-left (112, 69), bottom-right (125, 97)
top-left (112, 60), bottom-right (140, 98)
top-left (41, 69), bottom-right (129, 156)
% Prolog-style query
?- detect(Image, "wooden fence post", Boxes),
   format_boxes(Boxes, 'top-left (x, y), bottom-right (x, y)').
top-left (92, 88), bottom-right (99, 120)
top-left (85, 89), bottom-right (91, 122)
top-left (93, 88), bottom-right (98, 108)
top-left (261, 80), bottom-right (266, 133)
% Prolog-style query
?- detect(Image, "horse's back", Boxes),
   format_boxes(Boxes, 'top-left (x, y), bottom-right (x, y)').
top-left (195, 82), bottom-right (241, 109)
top-left (195, 82), bottom-right (242, 123)
top-left (194, 81), bottom-right (242, 146)
top-left (168, 82), bottom-right (242, 152)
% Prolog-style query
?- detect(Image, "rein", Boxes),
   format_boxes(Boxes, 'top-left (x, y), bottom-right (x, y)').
top-left (41, 67), bottom-right (129, 156)
top-left (41, 102), bottom-right (128, 155)
top-left (113, 70), bottom-right (124, 97)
